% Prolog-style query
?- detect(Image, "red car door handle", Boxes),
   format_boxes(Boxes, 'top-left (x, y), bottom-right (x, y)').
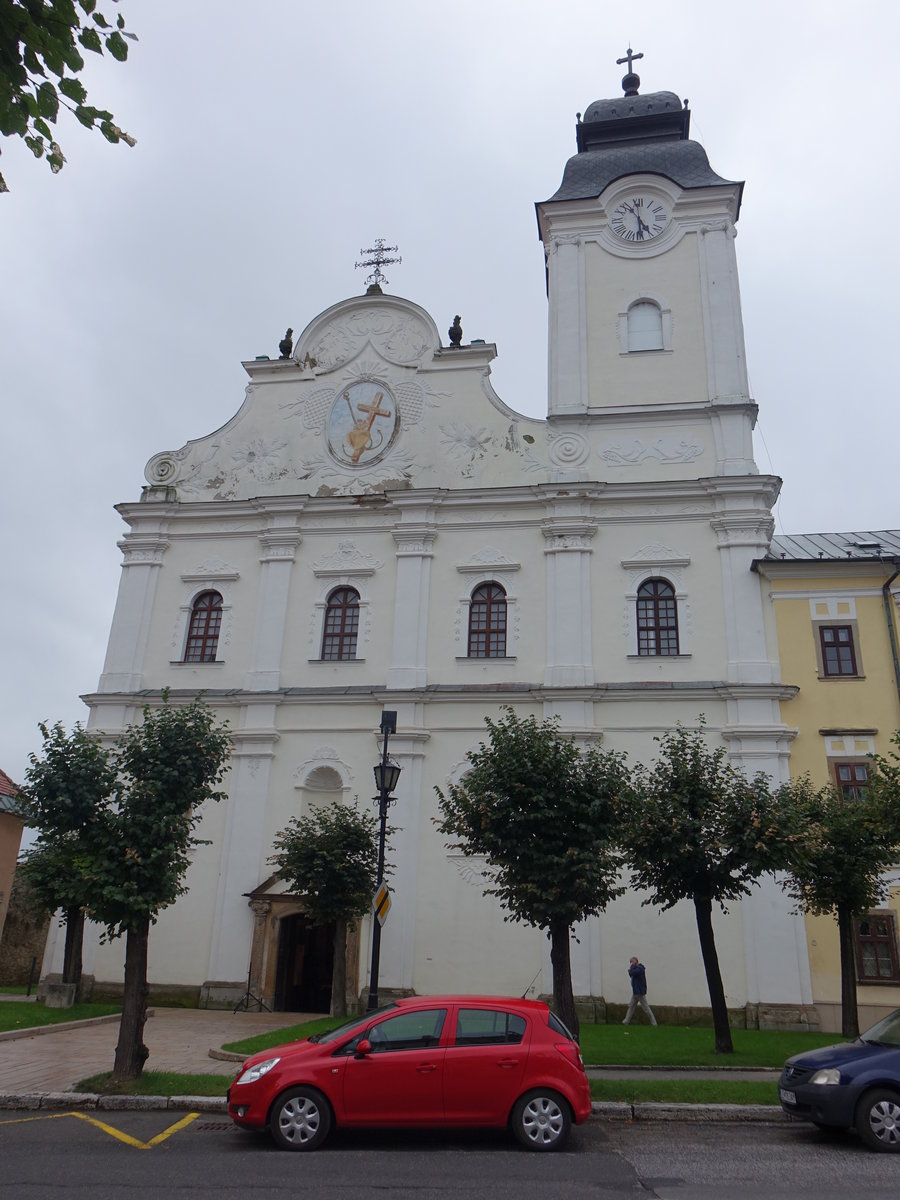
top-left (498, 1059), bottom-right (519, 1068)
top-left (416, 1064), bottom-right (437, 1073)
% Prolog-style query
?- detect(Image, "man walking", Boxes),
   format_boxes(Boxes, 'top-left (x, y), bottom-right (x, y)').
top-left (623, 956), bottom-right (658, 1025)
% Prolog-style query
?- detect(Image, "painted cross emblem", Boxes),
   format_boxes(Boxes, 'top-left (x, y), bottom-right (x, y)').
top-left (327, 381), bottom-right (399, 467)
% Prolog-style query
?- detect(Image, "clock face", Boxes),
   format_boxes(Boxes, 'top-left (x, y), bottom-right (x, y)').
top-left (610, 195), bottom-right (669, 243)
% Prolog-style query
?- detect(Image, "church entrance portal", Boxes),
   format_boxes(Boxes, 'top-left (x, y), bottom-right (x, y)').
top-left (274, 913), bottom-right (334, 1013)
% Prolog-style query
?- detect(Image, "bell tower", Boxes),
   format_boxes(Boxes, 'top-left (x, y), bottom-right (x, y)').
top-left (536, 53), bottom-right (755, 477)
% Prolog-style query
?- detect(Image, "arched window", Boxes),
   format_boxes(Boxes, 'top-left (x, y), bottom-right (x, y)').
top-left (321, 587), bottom-right (360, 661)
top-left (637, 579), bottom-right (679, 656)
top-left (184, 591), bottom-right (223, 662)
top-left (468, 583), bottom-right (507, 658)
top-left (627, 301), bottom-right (664, 352)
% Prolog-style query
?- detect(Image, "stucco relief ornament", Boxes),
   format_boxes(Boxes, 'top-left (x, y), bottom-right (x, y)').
top-left (309, 310), bottom-right (432, 371)
top-left (598, 436), bottom-right (704, 465)
top-left (547, 431), bottom-right (590, 468)
top-left (230, 437), bottom-right (289, 479)
top-left (312, 541), bottom-right (383, 573)
top-left (439, 421), bottom-right (495, 473)
top-left (449, 854), bottom-right (493, 888)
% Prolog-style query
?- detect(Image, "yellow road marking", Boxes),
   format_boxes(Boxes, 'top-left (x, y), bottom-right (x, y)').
top-left (0, 1110), bottom-right (200, 1149)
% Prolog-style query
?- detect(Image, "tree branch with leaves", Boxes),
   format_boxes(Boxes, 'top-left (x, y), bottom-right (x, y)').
top-left (0, 0), bottom-right (137, 192)
top-left (436, 707), bottom-right (629, 1039)
top-left (270, 802), bottom-right (380, 1018)
top-left (623, 721), bottom-right (790, 1054)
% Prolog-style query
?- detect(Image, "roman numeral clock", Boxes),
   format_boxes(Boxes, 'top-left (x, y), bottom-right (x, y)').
top-left (610, 195), bottom-right (669, 242)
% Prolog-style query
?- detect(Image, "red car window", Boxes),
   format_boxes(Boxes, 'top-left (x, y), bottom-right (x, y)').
top-left (365, 1008), bottom-right (447, 1053)
top-left (454, 1008), bottom-right (527, 1046)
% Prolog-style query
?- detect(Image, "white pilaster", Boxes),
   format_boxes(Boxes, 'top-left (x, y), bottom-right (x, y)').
top-left (547, 236), bottom-right (588, 415)
top-left (697, 221), bottom-right (750, 404)
top-left (98, 526), bottom-right (169, 692)
top-left (542, 499), bottom-right (597, 688)
top-left (205, 707), bottom-right (280, 984)
top-left (369, 723), bottom-right (430, 994)
top-left (387, 500), bottom-right (438, 690)
top-left (243, 512), bottom-right (302, 691)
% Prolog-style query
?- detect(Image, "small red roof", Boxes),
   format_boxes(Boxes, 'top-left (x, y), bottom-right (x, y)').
top-left (0, 768), bottom-right (19, 797)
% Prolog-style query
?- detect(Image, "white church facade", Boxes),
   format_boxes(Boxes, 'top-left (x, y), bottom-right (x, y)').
top-left (44, 63), bottom-right (817, 1026)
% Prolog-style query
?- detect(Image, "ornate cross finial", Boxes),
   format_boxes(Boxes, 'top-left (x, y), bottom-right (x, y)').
top-left (355, 239), bottom-right (402, 294)
top-left (616, 46), bottom-right (643, 96)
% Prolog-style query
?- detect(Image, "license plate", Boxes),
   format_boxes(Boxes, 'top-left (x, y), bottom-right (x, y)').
top-left (779, 1088), bottom-right (796, 1105)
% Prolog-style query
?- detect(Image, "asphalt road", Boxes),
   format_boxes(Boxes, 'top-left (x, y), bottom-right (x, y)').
top-left (1, 1109), bottom-right (898, 1200)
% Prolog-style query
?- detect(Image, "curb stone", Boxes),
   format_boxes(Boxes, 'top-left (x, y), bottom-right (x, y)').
top-left (0, 1091), bottom-right (785, 1123)
top-left (592, 1100), bottom-right (786, 1123)
top-left (209, 1048), bottom-right (243, 1063)
top-left (0, 1009), bottom-right (155, 1044)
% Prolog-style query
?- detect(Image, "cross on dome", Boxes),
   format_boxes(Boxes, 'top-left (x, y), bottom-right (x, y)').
top-left (616, 46), bottom-right (643, 96)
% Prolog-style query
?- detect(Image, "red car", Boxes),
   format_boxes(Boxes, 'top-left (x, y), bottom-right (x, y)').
top-left (227, 994), bottom-right (591, 1151)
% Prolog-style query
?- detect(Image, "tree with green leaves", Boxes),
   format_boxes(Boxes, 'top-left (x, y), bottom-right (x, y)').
top-left (435, 707), bottom-right (629, 1039)
top-left (0, 0), bottom-right (137, 193)
top-left (88, 695), bottom-right (230, 1081)
top-left (780, 744), bottom-right (900, 1039)
top-left (623, 722), bottom-right (789, 1054)
top-left (19, 721), bottom-right (117, 1000)
top-left (270, 802), bottom-right (380, 1018)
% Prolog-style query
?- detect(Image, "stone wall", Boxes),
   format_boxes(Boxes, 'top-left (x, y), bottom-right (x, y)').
top-left (0, 870), bottom-right (50, 987)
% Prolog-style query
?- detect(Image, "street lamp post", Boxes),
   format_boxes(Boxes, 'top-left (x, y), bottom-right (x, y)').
top-left (367, 710), bottom-right (401, 1012)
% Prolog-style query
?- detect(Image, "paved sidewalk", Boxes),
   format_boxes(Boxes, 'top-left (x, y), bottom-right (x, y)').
top-left (0, 1008), bottom-right (311, 1093)
top-left (0, 1008), bottom-right (787, 1124)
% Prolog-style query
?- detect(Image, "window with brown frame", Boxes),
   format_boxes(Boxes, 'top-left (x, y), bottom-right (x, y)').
top-left (819, 624), bottom-right (858, 676)
top-left (468, 582), bottom-right (507, 658)
top-left (855, 912), bottom-right (900, 983)
top-left (835, 760), bottom-right (870, 803)
top-left (321, 587), bottom-right (360, 661)
top-left (183, 591), bottom-right (223, 662)
top-left (636, 578), bottom-right (679, 656)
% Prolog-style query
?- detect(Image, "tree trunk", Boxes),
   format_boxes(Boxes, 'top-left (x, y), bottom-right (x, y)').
top-left (549, 917), bottom-right (579, 1041)
top-left (837, 903), bottom-right (859, 1039)
top-left (331, 918), bottom-right (347, 1018)
top-left (61, 906), bottom-right (84, 991)
top-left (112, 916), bottom-right (151, 1081)
top-left (693, 893), bottom-right (733, 1054)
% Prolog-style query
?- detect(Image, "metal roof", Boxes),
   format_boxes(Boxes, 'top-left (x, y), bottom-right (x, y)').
top-left (764, 531), bottom-right (900, 562)
top-left (543, 139), bottom-right (738, 205)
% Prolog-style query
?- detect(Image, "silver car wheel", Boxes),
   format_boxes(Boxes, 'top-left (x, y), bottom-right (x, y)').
top-left (269, 1087), bottom-right (332, 1151)
top-left (520, 1096), bottom-right (565, 1146)
top-left (279, 1095), bottom-right (321, 1144)
top-left (868, 1097), bottom-right (900, 1147)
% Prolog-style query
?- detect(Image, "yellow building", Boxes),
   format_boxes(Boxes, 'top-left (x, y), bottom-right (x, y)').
top-left (757, 531), bottom-right (900, 1031)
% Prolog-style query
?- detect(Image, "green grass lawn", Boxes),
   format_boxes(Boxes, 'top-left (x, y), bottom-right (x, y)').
top-left (590, 1078), bottom-right (780, 1105)
top-left (223, 1016), bottom-right (343, 1056)
top-left (0, 1000), bottom-right (121, 1033)
top-left (223, 1017), bottom-right (843, 1066)
top-left (71, 1070), bottom-right (779, 1106)
top-left (578, 1023), bottom-right (841, 1067)
top-left (0, 985), bottom-right (32, 995)
top-left (76, 1070), bottom-right (234, 1097)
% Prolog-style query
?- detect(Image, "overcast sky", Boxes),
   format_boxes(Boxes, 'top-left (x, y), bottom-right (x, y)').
top-left (1, 0), bottom-right (897, 788)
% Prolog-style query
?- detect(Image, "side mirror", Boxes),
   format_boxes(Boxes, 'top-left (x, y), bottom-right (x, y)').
top-left (354, 1038), bottom-right (372, 1058)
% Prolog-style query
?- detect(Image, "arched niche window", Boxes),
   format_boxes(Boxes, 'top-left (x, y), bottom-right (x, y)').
top-left (636, 578), bottom-right (679, 656)
top-left (321, 586), bottom-right (360, 661)
top-left (627, 301), bottom-right (664, 352)
top-left (183, 591), bottom-right (223, 663)
top-left (468, 582), bottom-right (507, 658)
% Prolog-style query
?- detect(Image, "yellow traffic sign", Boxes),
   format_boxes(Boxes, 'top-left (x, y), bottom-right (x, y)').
top-left (373, 884), bottom-right (391, 926)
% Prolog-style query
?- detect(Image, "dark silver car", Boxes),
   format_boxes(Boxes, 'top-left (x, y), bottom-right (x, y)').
top-left (780, 1008), bottom-right (900, 1151)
